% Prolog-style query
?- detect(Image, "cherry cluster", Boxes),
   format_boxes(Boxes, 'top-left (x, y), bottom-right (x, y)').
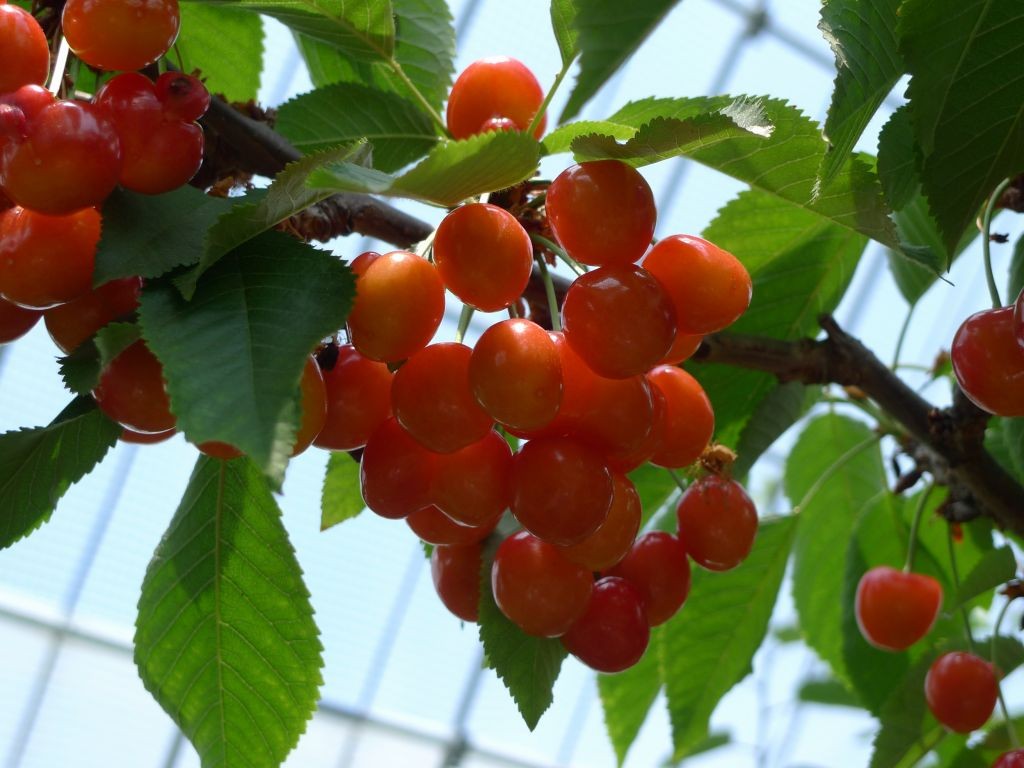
top-left (951, 288), bottom-right (1024, 418)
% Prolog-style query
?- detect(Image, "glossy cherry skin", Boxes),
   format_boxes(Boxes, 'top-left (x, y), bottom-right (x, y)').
top-left (469, 318), bottom-right (563, 431)
top-left (0, 295), bottom-right (41, 343)
top-left (951, 306), bottom-right (1024, 417)
top-left (93, 341), bottom-right (176, 434)
top-left (407, 505), bottom-right (497, 546)
top-left (347, 251), bottom-right (445, 363)
top-left (431, 430), bottom-right (512, 528)
top-left (676, 475), bottom-right (758, 571)
top-left (0, 3), bottom-right (49, 93)
top-left (62, 0), bottom-right (180, 72)
top-left (433, 203), bottom-right (533, 312)
top-left (1015, 287), bottom-right (1024, 349)
top-left (646, 365), bottom-right (714, 468)
top-left (660, 332), bottom-right (703, 365)
top-left (359, 417), bottom-right (437, 519)
top-left (120, 426), bottom-right (175, 445)
top-left (0, 206), bottom-right (100, 309)
top-left (562, 577), bottom-right (649, 673)
top-left (197, 440), bottom-right (242, 460)
top-left (559, 473), bottom-right (641, 572)
top-left (562, 264), bottom-right (676, 379)
top-left (432, 542), bottom-right (483, 622)
top-left (512, 435), bottom-right (614, 546)
top-left (643, 235), bottom-right (752, 334)
top-left (153, 72), bottom-right (211, 122)
top-left (44, 276), bottom-right (142, 353)
top-left (994, 749), bottom-right (1024, 768)
top-left (313, 344), bottom-right (393, 451)
top-left (924, 652), bottom-right (998, 733)
top-left (854, 566), bottom-right (943, 651)
top-left (605, 382), bottom-right (665, 472)
top-left (608, 532), bottom-right (691, 626)
top-left (491, 531), bottom-right (593, 637)
top-left (546, 160), bottom-right (657, 267)
top-left (446, 57), bottom-right (546, 139)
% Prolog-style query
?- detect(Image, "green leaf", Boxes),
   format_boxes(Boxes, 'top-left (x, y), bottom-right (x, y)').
top-left (321, 452), bottom-right (364, 531)
top-left (661, 515), bottom-right (797, 758)
top-left (94, 187), bottom-right (236, 285)
top-left (877, 106), bottom-right (919, 212)
top-left (550, 0), bottom-right (580, 66)
top-left (597, 627), bottom-right (663, 766)
top-left (139, 232), bottom-right (355, 484)
top-left (307, 130), bottom-right (541, 207)
top-left (0, 397), bottom-right (120, 549)
top-left (57, 322), bottom-right (141, 395)
top-left (628, 464), bottom-right (680, 528)
top-left (986, 417), bottom-right (1024, 485)
top-left (135, 457), bottom-right (323, 768)
top-left (1008, 232), bottom-right (1024, 300)
top-left (950, 546), bottom-right (1017, 611)
top-left (900, 0), bottom-right (1024, 255)
top-left (559, 0), bottom-right (683, 122)
top-left (277, 83), bottom-right (438, 171)
top-left (798, 677), bottom-right (861, 707)
top-left (817, 0), bottom-right (903, 185)
top-left (175, 4), bottom-right (263, 100)
top-left (732, 382), bottom-right (817, 480)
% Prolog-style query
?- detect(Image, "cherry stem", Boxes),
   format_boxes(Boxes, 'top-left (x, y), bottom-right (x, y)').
top-left (526, 57), bottom-right (575, 138)
top-left (454, 304), bottom-right (475, 344)
top-left (47, 37), bottom-right (71, 95)
top-left (388, 60), bottom-right (451, 139)
top-left (992, 597), bottom-right (1020, 749)
top-left (507, 303), bottom-right (520, 319)
top-left (533, 254), bottom-right (562, 331)
top-left (666, 468), bottom-right (688, 492)
top-left (903, 482), bottom-right (933, 573)
top-left (529, 232), bottom-right (585, 275)
top-left (946, 524), bottom-right (976, 653)
top-left (890, 303), bottom-right (916, 370)
top-left (793, 434), bottom-right (881, 513)
top-left (982, 178), bottom-right (1012, 309)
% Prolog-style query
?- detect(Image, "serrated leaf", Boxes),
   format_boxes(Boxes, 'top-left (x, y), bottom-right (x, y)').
top-left (321, 452), bottom-right (363, 531)
top-left (817, 0), bottom-right (903, 185)
top-left (175, 4), bottom-right (264, 101)
top-left (877, 107), bottom-right (919, 212)
top-left (732, 382), bottom-right (817, 480)
top-left (900, 0), bottom-right (1024, 255)
top-left (662, 515), bottom-right (796, 758)
top-left (139, 232), bottom-right (355, 484)
top-left (307, 130), bottom-right (541, 207)
top-left (58, 322), bottom-right (141, 395)
top-left (94, 187), bottom-right (236, 285)
top-left (797, 678), bottom-right (861, 707)
top-left (950, 546), bottom-right (1017, 611)
top-left (598, 626), bottom-right (662, 766)
top-left (550, 0), bottom-right (579, 67)
top-left (0, 397), bottom-right (120, 549)
top-left (135, 457), bottom-right (323, 768)
top-left (277, 83), bottom-right (438, 171)
top-left (560, 0), bottom-right (683, 122)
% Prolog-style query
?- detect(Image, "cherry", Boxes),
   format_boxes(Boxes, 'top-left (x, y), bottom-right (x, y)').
top-left (562, 264), bottom-right (676, 379)
top-left (0, 206), bottom-right (100, 309)
top-left (480, 117), bottom-right (516, 133)
top-left (121, 427), bottom-right (175, 445)
top-left (446, 57), bottom-right (546, 140)
top-left (511, 435), bottom-right (613, 546)
top-left (407, 505), bottom-right (497, 546)
top-left (433, 203), bottom-right (533, 312)
top-left (0, 3), bottom-right (49, 93)
top-left (646, 365), bottom-right (714, 468)
top-left (0, 295), bottom-right (41, 343)
top-left (44, 276), bottom-right (142, 353)
top-left (568, 367), bottom-right (656, 466)
top-left (994, 750), bottom-right (1024, 768)
top-left (359, 417), bottom-right (436, 519)
top-left (643, 234), bottom-right (752, 334)
top-left (951, 306), bottom-right (1024, 417)
top-left (608, 532), bottom-right (691, 626)
top-left (924, 651), bottom-right (998, 733)
top-left (431, 430), bottom-right (512, 528)
top-left (660, 332), bottom-right (703, 365)
top-left (854, 566), bottom-right (943, 651)
top-left (468, 318), bottom-right (562, 431)
top-left (313, 344), bottom-right (393, 451)
top-left (562, 577), bottom-right (649, 673)
top-left (491, 531), bottom-right (593, 637)
top-left (604, 382), bottom-right (665, 472)
top-left (347, 251), bottom-right (445, 363)
top-left (546, 160), bottom-right (657, 267)
top-left (1015, 287), bottom-right (1024, 349)
top-left (559, 473), bottom-right (641, 572)
top-left (93, 340), bottom-right (176, 434)
top-left (153, 72), bottom-right (211, 122)
top-left (432, 542), bottom-right (483, 623)
top-left (676, 475), bottom-right (757, 571)
top-left (197, 441), bottom-right (242, 460)
top-left (62, 0), bottom-right (180, 72)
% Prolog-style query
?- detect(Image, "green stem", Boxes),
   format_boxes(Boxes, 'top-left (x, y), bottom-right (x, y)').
top-left (982, 178), bottom-right (1012, 309)
top-left (454, 304), bottom-right (475, 344)
top-left (530, 232), bottom-right (585, 275)
top-left (534, 255), bottom-right (562, 332)
top-left (946, 524), bottom-right (975, 653)
top-left (666, 468), bottom-right (688, 492)
top-left (891, 303), bottom-right (916, 370)
top-left (507, 303), bottom-right (520, 319)
top-left (903, 483), bottom-right (934, 573)
top-left (992, 598), bottom-right (1020, 749)
top-left (793, 434), bottom-right (882, 513)
top-left (389, 61), bottom-right (451, 139)
top-left (526, 58), bottom-right (575, 138)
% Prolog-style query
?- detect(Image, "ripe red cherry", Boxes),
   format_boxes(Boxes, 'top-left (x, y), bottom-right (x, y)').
top-left (924, 651), bottom-right (998, 733)
top-left (432, 542), bottom-right (483, 622)
top-left (491, 531), bottom-right (593, 637)
top-left (0, 295), bottom-right (41, 343)
top-left (481, 117), bottom-right (516, 132)
top-left (469, 318), bottom-right (562, 431)
top-left (951, 306), bottom-right (1024, 417)
top-left (153, 72), bottom-right (211, 122)
top-left (433, 203), bottom-right (533, 311)
top-left (347, 251), bottom-right (445, 363)
top-left (546, 160), bottom-right (657, 267)
top-left (407, 505), bottom-right (497, 546)
top-left (0, 206), bottom-right (100, 309)
top-left (568, 367), bottom-right (656, 465)
top-left (0, 3), bottom-right (49, 93)
top-left (62, 0), bottom-right (180, 72)
top-left (562, 577), bottom-right (649, 673)
top-left (359, 417), bottom-right (436, 519)
top-left (44, 276), bottom-right (142, 353)
top-left (854, 566), bottom-right (943, 651)
top-left (994, 749), bottom-right (1024, 768)
top-left (646, 365), bottom-right (714, 468)
top-left (197, 441), bottom-right (242, 460)
top-left (1015, 287), bottom-right (1024, 349)
top-left (562, 264), bottom-right (676, 379)
top-left (559, 473), bottom-right (641, 571)
top-left (120, 426), bottom-right (175, 445)
top-left (431, 430), bottom-right (512, 528)
top-left (93, 340), bottom-right (176, 434)
top-left (313, 344), bottom-right (393, 451)
top-left (511, 435), bottom-right (613, 546)
top-left (643, 235), bottom-right (752, 334)
top-left (608, 532), bottom-right (691, 626)
top-left (446, 57), bottom-right (546, 139)
top-left (605, 382), bottom-right (665, 472)
top-left (676, 475), bottom-right (757, 571)
top-left (660, 332), bottom-right (703, 365)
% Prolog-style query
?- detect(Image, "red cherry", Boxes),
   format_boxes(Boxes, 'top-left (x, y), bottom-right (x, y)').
top-left (120, 426), bottom-right (175, 445)
top-left (994, 749), bottom-right (1024, 768)
top-left (446, 57), bottom-right (546, 139)
top-left (643, 234), bottom-right (752, 334)
top-left (676, 475), bottom-right (757, 571)
top-left (924, 651), bottom-right (998, 733)
top-left (562, 576), bottom-right (649, 673)
top-left (197, 441), bottom-right (242, 460)
top-left (291, 356), bottom-right (327, 456)
top-left (44, 276), bottom-right (142, 353)
top-left (491, 531), bottom-right (593, 637)
top-left (607, 532), bottom-right (691, 626)
top-left (646, 365), bottom-right (714, 468)
top-left (570, 369), bottom-right (656, 466)
top-left (433, 203), bottom-right (533, 312)
top-left (0, 295), bottom-right (41, 343)
top-left (93, 340), bottom-right (176, 434)
top-left (407, 505), bottom-right (497, 546)
top-left (153, 72), bottom-right (211, 122)
top-left (0, 4), bottom-right (49, 93)
top-left (432, 542), bottom-right (483, 622)
top-left (359, 417), bottom-right (436, 519)
top-left (951, 306), bottom-right (1024, 417)
top-left (546, 160), bottom-right (657, 267)
top-left (313, 344), bottom-right (393, 451)
top-left (431, 430), bottom-right (512, 528)
top-left (480, 117), bottom-right (517, 133)
top-left (62, 0), bottom-right (180, 72)
top-left (1015, 288), bottom-right (1024, 349)
top-left (605, 382), bottom-right (665, 473)
top-left (559, 473), bottom-right (641, 572)
top-left (854, 566), bottom-right (943, 651)
top-left (660, 332), bottom-right (703, 365)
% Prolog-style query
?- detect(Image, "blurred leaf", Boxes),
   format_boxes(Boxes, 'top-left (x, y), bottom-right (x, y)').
top-left (986, 417), bottom-right (1024, 486)
top-left (321, 452), bottom-right (364, 531)
top-left (598, 627), bottom-right (663, 766)
top-left (981, 717), bottom-right (1024, 752)
top-left (732, 382), bottom-right (817, 480)
top-left (175, 4), bottom-right (263, 100)
top-left (950, 546), bottom-right (1017, 611)
top-left (550, 0), bottom-right (580, 66)
top-left (135, 457), bottom-right (323, 768)
top-left (58, 322), bottom-right (141, 395)
top-left (628, 464), bottom-right (680, 527)
top-left (798, 678), bottom-right (861, 707)
top-left (1008, 233), bottom-right (1024, 300)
